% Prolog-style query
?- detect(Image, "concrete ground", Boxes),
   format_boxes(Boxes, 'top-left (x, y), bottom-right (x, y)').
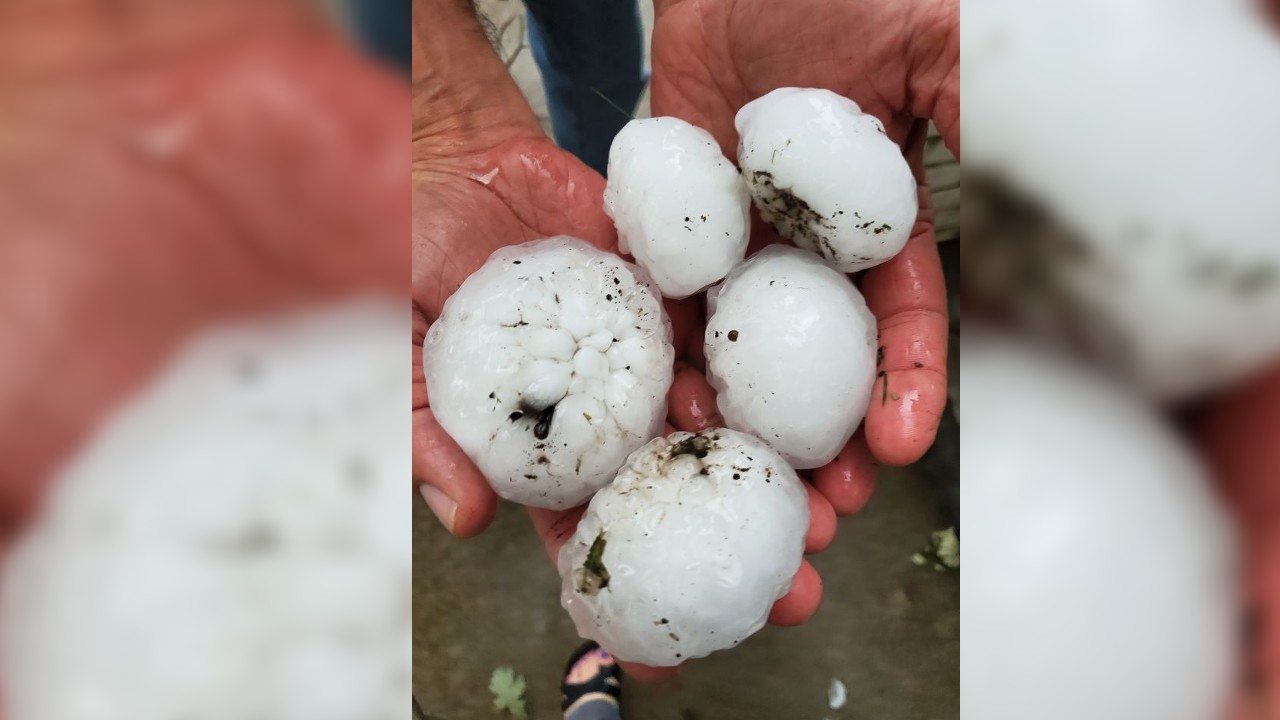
top-left (414, 3), bottom-right (959, 718)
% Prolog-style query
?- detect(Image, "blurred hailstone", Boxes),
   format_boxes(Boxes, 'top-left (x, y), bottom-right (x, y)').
top-left (2, 301), bottom-right (409, 720)
top-left (961, 330), bottom-right (1239, 720)
top-left (962, 0), bottom-right (1280, 399)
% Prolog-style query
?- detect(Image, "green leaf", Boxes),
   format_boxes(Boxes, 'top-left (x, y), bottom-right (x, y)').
top-left (489, 666), bottom-right (528, 719)
top-left (912, 527), bottom-right (960, 571)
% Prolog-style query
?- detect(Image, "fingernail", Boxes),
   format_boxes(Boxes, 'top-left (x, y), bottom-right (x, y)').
top-left (419, 484), bottom-right (457, 533)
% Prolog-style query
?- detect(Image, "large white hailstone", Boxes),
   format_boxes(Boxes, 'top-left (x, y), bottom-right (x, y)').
top-left (1, 301), bottom-right (409, 720)
top-left (962, 330), bottom-right (1238, 720)
top-left (963, 0), bottom-right (1280, 399)
top-left (735, 87), bottom-right (918, 273)
top-left (704, 245), bottom-right (877, 469)
top-left (558, 429), bottom-right (809, 667)
top-left (603, 117), bottom-right (751, 299)
top-left (423, 237), bottom-right (674, 510)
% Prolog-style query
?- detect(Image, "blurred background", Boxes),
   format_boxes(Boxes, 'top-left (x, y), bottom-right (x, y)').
top-left (412, 2), bottom-right (961, 718)
top-left (0, 1), bottom-right (409, 718)
top-left (962, 0), bottom-right (1280, 718)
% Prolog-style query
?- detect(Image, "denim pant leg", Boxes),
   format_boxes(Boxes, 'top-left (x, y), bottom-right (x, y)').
top-left (525, 0), bottom-right (647, 175)
top-left (347, 0), bottom-right (412, 74)
top-left (564, 697), bottom-right (623, 720)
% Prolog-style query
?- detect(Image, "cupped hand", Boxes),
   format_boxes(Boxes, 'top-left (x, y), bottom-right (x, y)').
top-left (650, 0), bottom-right (959, 514)
top-left (412, 122), bottom-right (831, 682)
top-left (0, 1), bottom-right (406, 544)
top-left (411, 108), bottom-right (618, 535)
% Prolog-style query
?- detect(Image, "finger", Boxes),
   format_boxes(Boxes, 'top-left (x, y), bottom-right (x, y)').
top-left (768, 560), bottom-right (823, 626)
top-left (813, 430), bottom-right (879, 515)
top-left (804, 483), bottom-right (837, 554)
top-left (665, 296), bottom-right (701, 358)
top-left (668, 363), bottom-right (722, 431)
top-left (528, 505), bottom-right (587, 561)
top-left (861, 225), bottom-right (948, 466)
top-left (412, 301), bottom-right (430, 408)
top-left (413, 407), bottom-right (496, 538)
top-left (619, 660), bottom-right (681, 682)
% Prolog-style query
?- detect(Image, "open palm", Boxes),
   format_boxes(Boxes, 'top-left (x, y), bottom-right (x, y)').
top-left (650, 0), bottom-right (959, 511)
top-left (411, 132), bottom-right (616, 537)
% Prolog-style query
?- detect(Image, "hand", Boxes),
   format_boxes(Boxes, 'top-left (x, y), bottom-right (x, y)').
top-left (410, 0), bottom-right (618, 538)
top-left (1199, 365), bottom-right (1280, 717)
top-left (409, 1), bottom-right (829, 676)
top-left (650, 0), bottom-right (959, 514)
top-left (0, 0), bottom-right (407, 547)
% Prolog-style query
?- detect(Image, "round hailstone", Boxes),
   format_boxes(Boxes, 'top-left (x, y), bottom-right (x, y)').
top-left (1, 301), bottom-right (409, 720)
top-left (423, 236), bottom-right (674, 510)
top-left (603, 117), bottom-right (751, 299)
top-left (558, 429), bottom-right (808, 667)
top-left (963, 330), bottom-right (1238, 720)
top-left (705, 245), bottom-right (877, 469)
top-left (735, 87), bottom-right (918, 273)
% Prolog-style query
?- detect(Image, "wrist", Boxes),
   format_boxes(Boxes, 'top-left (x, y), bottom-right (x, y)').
top-left (412, 0), bottom-right (542, 170)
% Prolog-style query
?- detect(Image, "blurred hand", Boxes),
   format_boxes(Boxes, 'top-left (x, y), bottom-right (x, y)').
top-left (0, 0), bottom-right (406, 544)
top-left (1200, 365), bottom-right (1280, 717)
top-left (650, 0), bottom-right (959, 515)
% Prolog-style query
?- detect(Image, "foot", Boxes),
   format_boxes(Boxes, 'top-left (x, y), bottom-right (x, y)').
top-left (562, 642), bottom-right (622, 716)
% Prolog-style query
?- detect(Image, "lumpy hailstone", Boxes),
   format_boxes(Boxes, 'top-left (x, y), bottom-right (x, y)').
top-left (2, 302), bottom-right (409, 720)
top-left (604, 117), bottom-right (750, 299)
top-left (559, 429), bottom-right (808, 667)
top-left (736, 88), bottom-right (917, 273)
top-left (705, 245), bottom-right (877, 468)
top-left (423, 237), bottom-right (674, 510)
top-left (963, 331), bottom-right (1238, 720)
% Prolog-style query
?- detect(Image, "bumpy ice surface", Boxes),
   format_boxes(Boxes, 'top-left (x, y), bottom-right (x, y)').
top-left (423, 237), bottom-right (674, 509)
top-left (736, 87), bottom-right (917, 273)
top-left (604, 117), bottom-right (750, 299)
top-left (962, 331), bottom-right (1238, 720)
top-left (705, 245), bottom-right (877, 468)
top-left (1, 302), bottom-right (410, 720)
top-left (559, 429), bottom-right (809, 667)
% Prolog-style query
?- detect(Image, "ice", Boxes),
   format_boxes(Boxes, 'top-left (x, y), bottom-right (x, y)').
top-left (423, 237), bottom-right (675, 509)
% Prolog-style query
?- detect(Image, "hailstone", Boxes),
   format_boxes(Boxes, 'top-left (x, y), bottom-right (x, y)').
top-left (603, 117), bottom-right (750, 299)
top-left (962, 330), bottom-right (1238, 720)
top-left (423, 237), bottom-right (674, 510)
top-left (963, 0), bottom-right (1280, 399)
top-left (735, 87), bottom-right (918, 273)
top-left (705, 245), bottom-right (877, 469)
top-left (558, 429), bottom-right (809, 667)
top-left (2, 301), bottom-right (409, 720)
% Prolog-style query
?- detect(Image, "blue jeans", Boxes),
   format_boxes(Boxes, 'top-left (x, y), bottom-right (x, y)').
top-left (346, 0), bottom-right (411, 74)
top-left (565, 697), bottom-right (622, 720)
top-left (526, 0), bottom-right (648, 176)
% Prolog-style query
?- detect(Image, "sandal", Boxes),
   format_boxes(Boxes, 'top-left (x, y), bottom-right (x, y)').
top-left (561, 641), bottom-right (622, 714)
